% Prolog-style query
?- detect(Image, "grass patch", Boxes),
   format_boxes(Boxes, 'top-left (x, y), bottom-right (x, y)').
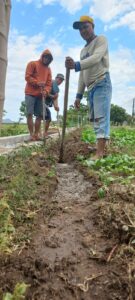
top-left (0, 124), bottom-right (28, 137)
top-left (0, 144), bottom-right (57, 253)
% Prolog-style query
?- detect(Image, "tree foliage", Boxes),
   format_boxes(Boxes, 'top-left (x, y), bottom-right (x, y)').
top-left (19, 101), bottom-right (27, 118)
top-left (110, 104), bottom-right (132, 125)
top-left (66, 103), bottom-right (89, 127)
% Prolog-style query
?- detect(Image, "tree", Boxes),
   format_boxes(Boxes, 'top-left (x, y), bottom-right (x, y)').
top-left (110, 104), bottom-right (130, 125)
top-left (0, 1), bottom-right (11, 124)
top-left (3, 109), bottom-right (7, 117)
top-left (20, 101), bottom-right (27, 118)
top-left (67, 103), bottom-right (89, 127)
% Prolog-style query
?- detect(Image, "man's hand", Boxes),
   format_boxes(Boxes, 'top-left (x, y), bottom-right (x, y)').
top-left (65, 56), bottom-right (75, 69)
top-left (74, 98), bottom-right (81, 109)
top-left (48, 94), bottom-right (54, 99)
top-left (43, 90), bottom-right (47, 97)
top-left (48, 94), bottom-right (58, 101)
top-left (38, 82), bottom-right (45, 88)
top-left (38, 82), bottom-right (47, 97)
top-left (54, 106), bottom-right (59, 112)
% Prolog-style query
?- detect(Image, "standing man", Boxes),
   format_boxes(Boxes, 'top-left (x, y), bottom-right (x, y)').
top-left (25, 49), bottom-right (53, 141)
top-left (65, 16), bottom-right (112, 159)
top-left (42, 73), bottom-right (64, 138)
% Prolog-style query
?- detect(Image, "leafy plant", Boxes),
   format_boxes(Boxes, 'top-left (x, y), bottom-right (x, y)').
top-left (97, 187), bottom-right (106, 198)
top-left (3, 282), bottom-right (29, 300)
top-left (47, 168), bottom-right (56, 178)
top-left (80, 126), bottom-right (135, 192)
top-left (84, 154), bottom-right (135, 186)
top-left (76, 154), bottom-right (85, 161)
top-left (81, 128), bottom-right (96, 144)
top-left (111, 127), bottom-right (135, 148)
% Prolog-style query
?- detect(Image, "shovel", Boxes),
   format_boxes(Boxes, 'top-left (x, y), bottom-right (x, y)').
top-left (59, 68), bottom-right (70, 162)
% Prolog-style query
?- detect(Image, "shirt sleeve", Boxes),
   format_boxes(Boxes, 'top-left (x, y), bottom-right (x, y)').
top-left (44, 68), bottom-right (52, 95)
top-left (52, 80), bottom-right (59, 94)
top-left (25, 62), bottom-right (38, 86)
top-left (76, 70), bottom-right (85, 98)
top-left (80, 36), bottom-right (108, 70)
top-left (75, 62), bottom-right (81, 72)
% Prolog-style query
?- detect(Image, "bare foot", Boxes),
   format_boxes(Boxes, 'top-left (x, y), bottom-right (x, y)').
top-left (30, 135), bottom-right (36, 141)
top-left (43, 132), bottom-right (49, 139)
top-left (33, 135), bottom-right (42, 141)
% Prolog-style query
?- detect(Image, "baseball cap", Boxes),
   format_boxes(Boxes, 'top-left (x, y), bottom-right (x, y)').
top-left (56, 73), bottom-right (64, 80)
top-left (73, 16), bottom-right (94, 30)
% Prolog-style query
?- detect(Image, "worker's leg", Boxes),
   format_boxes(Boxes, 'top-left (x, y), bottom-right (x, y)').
top-left (44, 107), bottom-right (51, 137)
top-left (34, 97), bottom-right (42, 139)
top-left (25, 95), bottom-right (35, 139)
top-left (35, 116), bottom-right (42, 137)
top-left (89, 73), bottom-right (112, 159)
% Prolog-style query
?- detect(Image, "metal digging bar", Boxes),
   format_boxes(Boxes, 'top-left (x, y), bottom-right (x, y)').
top-left (57, 111), bottom-right (60, 138)
top-left (41, 87), bottom-right (47, 147)
top-left (59, 68), bottom-right (70, 163)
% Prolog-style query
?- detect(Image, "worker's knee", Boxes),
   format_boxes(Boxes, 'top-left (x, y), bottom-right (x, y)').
top-left (36, 116), bottom-right (42, 120)
top-left (95, 116), bottom-right (103, 123)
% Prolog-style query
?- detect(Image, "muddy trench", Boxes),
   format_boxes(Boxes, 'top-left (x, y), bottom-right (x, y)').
top-left (0, 154), bottom-right (132, 300)
top-left (17, 163), bottom-right (129, 300)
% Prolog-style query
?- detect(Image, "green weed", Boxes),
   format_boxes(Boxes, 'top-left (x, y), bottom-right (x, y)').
top-left (0, 144), bottom-right (56, 253)
top-left (84, 154), bottom-right (135, 186)
top-left (2, 282), bottom-right (29, 300)
top-left (0, 124), bottom-right (28, 137)
top-left (80, 126), bottom-right (135, 195)
top-left (81, 128), bottom-right (96, 144)
top-left (47, 168), bottom-right (56, 178)
top-left (0, 195), bottom-right (15, 253)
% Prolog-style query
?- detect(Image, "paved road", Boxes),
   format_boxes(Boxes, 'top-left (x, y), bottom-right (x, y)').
top-left (0, 128), bottom-right (75, 155)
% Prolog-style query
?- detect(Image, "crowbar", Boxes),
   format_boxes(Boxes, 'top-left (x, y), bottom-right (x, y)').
top-left (59, 68), bottom-right (70, 162)
top-left (41, 87), bottom-right (47, 146)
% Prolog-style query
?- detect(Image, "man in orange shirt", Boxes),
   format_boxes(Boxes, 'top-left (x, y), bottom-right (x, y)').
top-left (25, 49), bottom-right (53, 141)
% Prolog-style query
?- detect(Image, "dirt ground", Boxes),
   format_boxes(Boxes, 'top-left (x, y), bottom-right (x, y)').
top-left (0, 130), bottom-right (134, 300)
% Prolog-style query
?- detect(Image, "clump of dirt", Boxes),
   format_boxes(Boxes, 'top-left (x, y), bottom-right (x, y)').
top-left (63, 130), bottom-right (93, 162)
top-left (94, 199), bottom-right (135, 243)
top-left (111, 183), bottom-right (135, 203)
top-left (48, 129), bottom-right (96, 164)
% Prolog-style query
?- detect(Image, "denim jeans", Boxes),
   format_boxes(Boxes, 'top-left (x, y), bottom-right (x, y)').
top-left (88, 72), bottom-right (112, 139)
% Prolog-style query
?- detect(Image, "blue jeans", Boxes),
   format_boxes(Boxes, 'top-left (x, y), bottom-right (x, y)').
top-left (88, 73), bottom-right (112, 139)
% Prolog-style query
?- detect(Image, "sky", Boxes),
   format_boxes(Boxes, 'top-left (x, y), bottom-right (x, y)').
top-left (4, 0), bottom-right (135, 121)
